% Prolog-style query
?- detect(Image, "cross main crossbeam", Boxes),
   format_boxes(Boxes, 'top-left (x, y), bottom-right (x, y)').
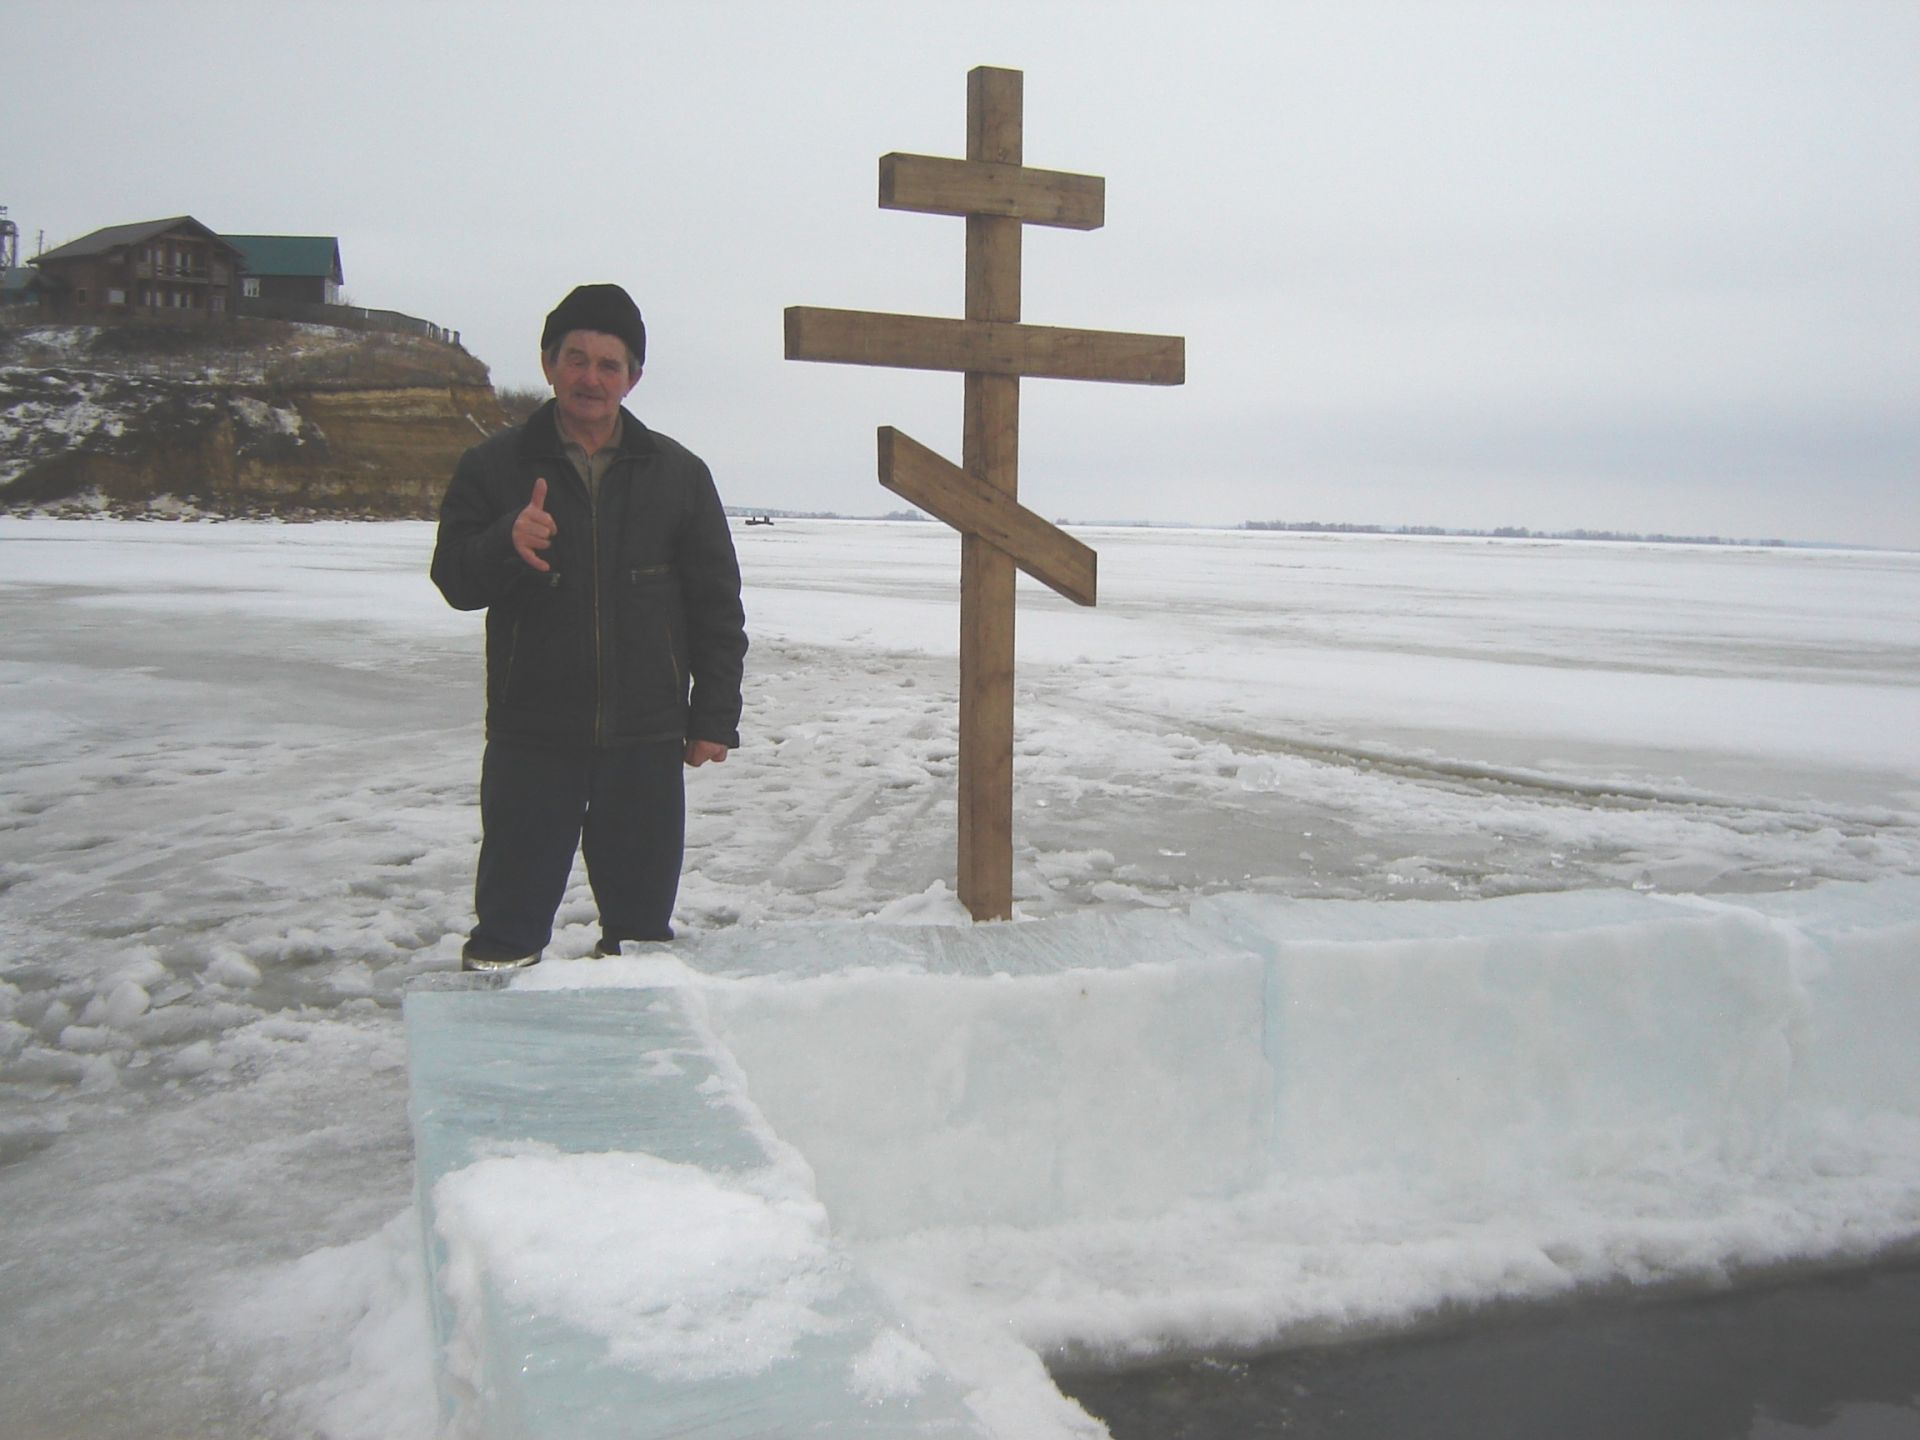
top-left (785, 308), bottom-right (1184, 385)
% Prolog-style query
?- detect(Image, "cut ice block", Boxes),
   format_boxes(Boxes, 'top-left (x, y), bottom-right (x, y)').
top-left (513, 910), bottom-right (1278, 1240)
top-left (405, 984), bottom-right (989, 1439)
top-left (1197, 887), bottom-right (1803, 1175)
top-left (1193, 883), bottom-right (1920, 1176)
top-left (1721, 877), bottom-right (1920, 1114)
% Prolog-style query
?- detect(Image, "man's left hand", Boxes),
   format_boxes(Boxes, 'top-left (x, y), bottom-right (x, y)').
top-left (685, 740), bottom-right (729, 768)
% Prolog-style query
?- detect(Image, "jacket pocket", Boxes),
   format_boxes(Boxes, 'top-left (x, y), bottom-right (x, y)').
top-left (610, 565), bottom-right (686, 724)
top-left (491, 575), bottom-right (591, 716)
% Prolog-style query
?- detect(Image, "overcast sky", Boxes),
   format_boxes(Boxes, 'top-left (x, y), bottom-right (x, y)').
top-left (7, 1), bottom-right (1917, 545)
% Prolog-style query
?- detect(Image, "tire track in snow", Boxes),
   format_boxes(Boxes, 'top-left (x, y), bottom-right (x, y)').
top-left (677, 644), bottom-right (962, 924)
top-left (1068, 692), bottom-right (1919, 836)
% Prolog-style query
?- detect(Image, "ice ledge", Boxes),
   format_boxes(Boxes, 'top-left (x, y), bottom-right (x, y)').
top-left (405, 878), bottom-right (1920, 1438)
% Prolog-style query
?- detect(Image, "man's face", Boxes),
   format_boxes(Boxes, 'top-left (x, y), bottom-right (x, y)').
top-left (541, 329), bottom-right (639, 434)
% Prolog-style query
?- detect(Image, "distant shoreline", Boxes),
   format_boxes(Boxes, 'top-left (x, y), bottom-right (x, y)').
top-left (723, 508), bottom-right (1888, 553)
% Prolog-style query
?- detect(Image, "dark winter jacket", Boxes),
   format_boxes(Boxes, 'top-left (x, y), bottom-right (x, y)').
top-left (430, 401), bottom-right (746, 750)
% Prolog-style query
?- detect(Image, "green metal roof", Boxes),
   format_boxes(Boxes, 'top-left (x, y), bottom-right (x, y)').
top-left (222, 235), bottom-right (344, 284)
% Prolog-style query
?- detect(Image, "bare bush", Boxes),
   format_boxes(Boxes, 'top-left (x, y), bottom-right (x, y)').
top-left (495, 384), bottom-right (547, 424)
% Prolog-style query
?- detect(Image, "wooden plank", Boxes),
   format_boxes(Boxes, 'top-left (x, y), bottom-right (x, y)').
top-left (958, 534), bottom-right (1015, 924)
top-left (957, 64), bottom-right (1024, 924)
top-left (879, 154), bottom-right (1105, 230)
top-left (880, 428), bottom-right (1096, 606)
top-left (784, 306), bottom-right (1184, 386)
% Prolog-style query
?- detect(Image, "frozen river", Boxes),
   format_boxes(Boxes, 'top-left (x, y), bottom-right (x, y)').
top-left (1, 517), bottom-right (1917, 1437)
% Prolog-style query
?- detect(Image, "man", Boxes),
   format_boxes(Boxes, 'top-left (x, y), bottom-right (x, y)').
top-left (431, 284), bottom-right (746, 970)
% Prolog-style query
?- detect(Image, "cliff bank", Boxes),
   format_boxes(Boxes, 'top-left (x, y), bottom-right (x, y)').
top-left (0, 320), bottom-right (506, 518)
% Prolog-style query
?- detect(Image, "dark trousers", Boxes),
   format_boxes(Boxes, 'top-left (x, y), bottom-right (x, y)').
top-left (470, 738), bottom-right (685, 956)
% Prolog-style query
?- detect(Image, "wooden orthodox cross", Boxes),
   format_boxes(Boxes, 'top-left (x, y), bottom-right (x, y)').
top-left (786, 66), bottom-right (1185, 921)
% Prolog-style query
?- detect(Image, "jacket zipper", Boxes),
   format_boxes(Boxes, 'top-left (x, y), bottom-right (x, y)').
top-left (590, 488), bottom-right (604, 748)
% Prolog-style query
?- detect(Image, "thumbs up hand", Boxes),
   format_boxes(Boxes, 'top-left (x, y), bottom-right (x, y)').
top-left (513, 476), bottom-right (557, 571)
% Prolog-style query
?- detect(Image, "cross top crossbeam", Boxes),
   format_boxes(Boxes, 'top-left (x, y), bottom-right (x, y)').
top-left (786, 65), bottom-right (1185, 920)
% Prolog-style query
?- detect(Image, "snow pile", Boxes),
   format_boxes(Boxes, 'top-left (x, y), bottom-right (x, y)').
top-left (229, 393), bottom-right (307, 438)
top-left (434, 1148), bottom-right (843, 1382)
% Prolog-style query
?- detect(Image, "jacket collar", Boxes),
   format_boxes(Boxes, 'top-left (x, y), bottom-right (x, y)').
top-left (515, 399), bottom-right (653, 461)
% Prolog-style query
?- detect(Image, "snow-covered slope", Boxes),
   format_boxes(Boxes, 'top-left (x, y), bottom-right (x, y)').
top-left (0, 321), bottom-right (501, 516)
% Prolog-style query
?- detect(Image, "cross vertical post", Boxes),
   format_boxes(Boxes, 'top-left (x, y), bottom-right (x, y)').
top-left (960, 66), bottom-right (1022, 922)
top-left (786, 65), bottom-right (1185, 921)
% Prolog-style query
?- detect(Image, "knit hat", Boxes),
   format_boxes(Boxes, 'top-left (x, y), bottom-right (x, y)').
top-left (541, 284), bottom-right (646, 369)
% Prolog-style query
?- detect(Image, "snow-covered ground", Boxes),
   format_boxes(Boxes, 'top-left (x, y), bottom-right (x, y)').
top-left (1, 516), bottom-right (1917, 1438)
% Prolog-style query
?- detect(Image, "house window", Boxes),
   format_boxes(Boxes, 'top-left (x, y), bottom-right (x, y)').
top-left (75, 288), bottom-right (88, 303)
top-left (107, 288), bottom-right (126, 305)
top-left (211, 295), bottom-right (225, 313)
top-left (242, 278), bottom-right (260, 298)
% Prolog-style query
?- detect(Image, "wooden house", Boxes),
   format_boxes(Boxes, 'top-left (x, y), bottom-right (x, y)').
top-left (31, 216), bottom-right (243, 316)
top-left (224, 235), bottom-right (344, 305)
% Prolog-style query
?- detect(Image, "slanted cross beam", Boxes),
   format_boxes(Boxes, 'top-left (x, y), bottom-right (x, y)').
top-left (786, 65), bottom-right (1185, 920)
